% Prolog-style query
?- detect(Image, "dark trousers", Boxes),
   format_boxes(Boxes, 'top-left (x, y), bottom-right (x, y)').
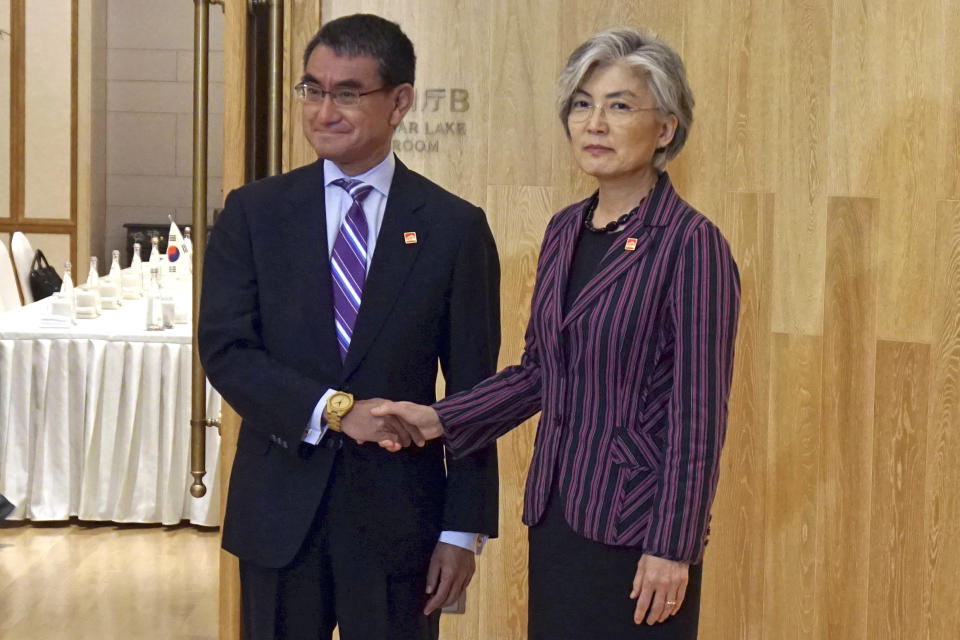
top-left (528, 492), bottom-right (702, 640)
top-left (239, 445), bottom-right (441, 640)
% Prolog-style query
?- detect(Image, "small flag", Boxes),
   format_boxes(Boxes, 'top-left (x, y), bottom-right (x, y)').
top-left (625, 237), bottom-right (638, 251)
top-left (404, 232), bottom-right (418, 244)
top-left (167, 218), bottom-right (185, 263)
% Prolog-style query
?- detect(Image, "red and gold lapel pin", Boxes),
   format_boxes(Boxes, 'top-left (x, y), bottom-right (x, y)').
top-left (404, 232), bottom-right (418, 244)
top-left (624, 237), bottom-right (638, 251)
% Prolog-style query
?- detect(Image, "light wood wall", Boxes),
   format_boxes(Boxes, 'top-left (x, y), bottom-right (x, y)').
top-left (220, 1), bottom-right (960, 638)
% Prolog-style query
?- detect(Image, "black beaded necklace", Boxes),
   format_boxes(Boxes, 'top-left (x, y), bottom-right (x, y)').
top-left (583, 196), bottom-right (641, 234)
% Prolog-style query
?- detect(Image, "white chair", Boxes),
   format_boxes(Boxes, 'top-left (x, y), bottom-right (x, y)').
top-left (10, 231), bottom-right (35, 304)
top-left (0, 239), bottom-right (23, 312)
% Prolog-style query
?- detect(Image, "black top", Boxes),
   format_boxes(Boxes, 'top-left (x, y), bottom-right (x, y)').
top-left (563, 227), bottom-right (621, 314)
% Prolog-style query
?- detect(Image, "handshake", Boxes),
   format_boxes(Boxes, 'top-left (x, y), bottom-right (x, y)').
top-left (337, 399), bottom-right (444, 452)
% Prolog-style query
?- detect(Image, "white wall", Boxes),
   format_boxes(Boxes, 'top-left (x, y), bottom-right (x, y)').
top-left (103, 0), bottom-right (223, 260)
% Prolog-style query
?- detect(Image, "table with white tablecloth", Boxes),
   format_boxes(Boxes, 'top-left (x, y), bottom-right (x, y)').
top-left (0, 296), bottom-right (221, 526)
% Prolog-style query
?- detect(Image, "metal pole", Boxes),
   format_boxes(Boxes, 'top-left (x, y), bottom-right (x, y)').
top-left (190, 0), bottom-right (213, 498)
top-left (266, 0), bottom-right (283, 176)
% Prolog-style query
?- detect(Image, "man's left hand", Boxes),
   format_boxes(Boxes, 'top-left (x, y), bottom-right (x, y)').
top-left (423, 541), bottom-right (475, 615)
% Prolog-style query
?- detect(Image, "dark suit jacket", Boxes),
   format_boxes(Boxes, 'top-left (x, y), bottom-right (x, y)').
top-left (198, 157), bottom-right (500, 570)
top-left (435, 173), bottom-right (739, 564)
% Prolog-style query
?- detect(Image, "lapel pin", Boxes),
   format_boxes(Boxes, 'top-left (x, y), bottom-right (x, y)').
top-left (625, 237), bottom-right (638, 251)
top-left (404, 231), bottom-right (418, 245)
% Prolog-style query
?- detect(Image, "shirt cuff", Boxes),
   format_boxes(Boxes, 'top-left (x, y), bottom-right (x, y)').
top-left (439, 531), bottom-right (488, 555)
top-left (302, 388), bottom-right (337, 445)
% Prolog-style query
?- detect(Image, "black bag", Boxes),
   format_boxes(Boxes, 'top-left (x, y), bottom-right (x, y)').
top-left (29, 249), bottom-right (62, 301)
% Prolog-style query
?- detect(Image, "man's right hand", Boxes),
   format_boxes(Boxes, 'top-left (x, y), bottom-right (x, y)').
top-left (338, 398), bottom-right (427, 447)
top-left (369, 401), bottom-right (444, 451)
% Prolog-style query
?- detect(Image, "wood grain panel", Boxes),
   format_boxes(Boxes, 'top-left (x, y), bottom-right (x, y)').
top-left (0, 0), bottom-right (11, 220)
top-left (924, 200), bottom-right (960, 639)
top-left (817, 196), bottom-right (878, 640)
top-left (938, 5), bottom-right (960, 200)
top-left (875, 1), bottom-right (940, 342)
top-left (486, 0), bottom-right (558, 188)
top-left (668, 0), bottom-right (729, 218)
top-left (323, 0), bottom-right (491, 208)
top-left (9, 0), bottom-right (23, 221)
top-left (283, 0), bottom-right (322, 173)
top-left (762, 333), bottom-right (821, 640)
top-left (722, 0), bottom-right (780, 194)
top-left (452, 186), bottom-right (554, 640)
top-left (699, 192), bottom-right (773, 640)
top-left (827, 0), bottom-right (885, 198)
top-left (770, 0), bottom-right (830, 336)
top-left (868, 340), bottom-right (930, 640)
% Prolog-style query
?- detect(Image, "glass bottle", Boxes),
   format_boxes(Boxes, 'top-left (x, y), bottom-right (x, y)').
top-left (60, 261), bottom-right (76, 320)
top-left (109, 249), bottom-right (122, 282)
top-left (131, 241), bottom-right (144, 291)
top-left (145, 266), bottom-right (165, 330)
top-left (61, 261), bottom-right (74, 298)
top-left (149, 236), bottom-right (161, 263)
top-left (85, 256), bottom-right (102, 312)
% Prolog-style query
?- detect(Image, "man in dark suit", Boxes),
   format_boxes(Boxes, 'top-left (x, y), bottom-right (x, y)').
top-left (198, 14), bottom-right (500, 640)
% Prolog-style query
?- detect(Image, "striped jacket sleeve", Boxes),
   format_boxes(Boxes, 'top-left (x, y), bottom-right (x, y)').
top-left (433, 213), bottom-right (567, 458)
top-left (434, 299), bottom-right (544, 459)
top-left (644, 220), bottom-right (741, 563)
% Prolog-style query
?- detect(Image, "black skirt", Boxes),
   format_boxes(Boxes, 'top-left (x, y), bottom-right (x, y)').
top-left (528, 491), bottom-right (702, 640)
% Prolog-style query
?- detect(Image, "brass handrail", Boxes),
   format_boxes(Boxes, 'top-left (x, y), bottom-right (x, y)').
top-left (266, 0), bottom-right (282, 175)
top-left (190, 0), bottom-right (222, 499)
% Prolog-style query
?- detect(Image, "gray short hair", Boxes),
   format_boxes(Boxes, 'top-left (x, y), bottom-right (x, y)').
top-left (557, 28), bottom-right (694, 170)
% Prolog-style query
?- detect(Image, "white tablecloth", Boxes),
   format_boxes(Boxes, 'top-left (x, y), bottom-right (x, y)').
top-left (0, 295), bottom-right (221, 526)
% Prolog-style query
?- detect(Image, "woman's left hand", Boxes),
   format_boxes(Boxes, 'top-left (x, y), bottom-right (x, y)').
top-left (629, 554), bottom-right (689, 625)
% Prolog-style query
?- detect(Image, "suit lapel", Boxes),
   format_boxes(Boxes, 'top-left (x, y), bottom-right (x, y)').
top-left (560, 173), bottom-right (676, 330)
top-left (283, 161), bottom-right (341, 365)
top-left (340, 159), bottom-right (425, 381)
top-left (550, 202), bottom-right (585, 332)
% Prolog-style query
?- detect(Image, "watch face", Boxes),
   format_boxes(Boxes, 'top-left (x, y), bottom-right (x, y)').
top-left (330, 393), bottom-right (352, 412)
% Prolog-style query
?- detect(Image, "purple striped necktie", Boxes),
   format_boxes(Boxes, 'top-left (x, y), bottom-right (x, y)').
top-left (330, 178), bottom-right (374, 361)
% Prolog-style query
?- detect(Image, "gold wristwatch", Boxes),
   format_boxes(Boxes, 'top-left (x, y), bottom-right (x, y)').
top-left (325, 391), bottom-right (355, 432)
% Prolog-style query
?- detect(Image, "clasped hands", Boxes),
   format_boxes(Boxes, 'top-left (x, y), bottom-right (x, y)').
top-left (337, 399), bottom-right (442, 451)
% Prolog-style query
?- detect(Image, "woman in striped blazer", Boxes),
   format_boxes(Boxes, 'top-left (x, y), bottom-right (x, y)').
top-left (373, 28), bottom-right (740, 639)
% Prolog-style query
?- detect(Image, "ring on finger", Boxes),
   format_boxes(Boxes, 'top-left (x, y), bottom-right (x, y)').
top-left (666, 600), bottom-right (677, 606)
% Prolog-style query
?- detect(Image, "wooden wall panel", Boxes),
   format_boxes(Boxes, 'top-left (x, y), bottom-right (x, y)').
top-left (699, 192), bottom-right (773, 640)
top-left (722, 0), bottom-right (780, 194)
top-left (875, 1), bottom-right (940, 343)
top-left (827, 1), bottom-right (885, 199)
top-left (0, 0), bottom-right (10, 220)
top-left (770, 0), bottom-right (830, 336)
top-left (763, 333), bottom-right (821, 640)
top-left (868, 340), bottom-right (930, 640)
top-left (458, 185), bottom-right (553, 640)
top-left (938, 6), bottom-right (960, 201)
top-left (925, 201), bottom-right (960, 639)
top-left (282, 0), bottom-right (322, 173)
top-left (817, 197), bottom-right (878, 640)
top-left (486, 1), bottom-right (558, 188)
top-left (215, 3), bottom-right (960, 638)
top-left (669, 0), bottom-right (729, 218)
